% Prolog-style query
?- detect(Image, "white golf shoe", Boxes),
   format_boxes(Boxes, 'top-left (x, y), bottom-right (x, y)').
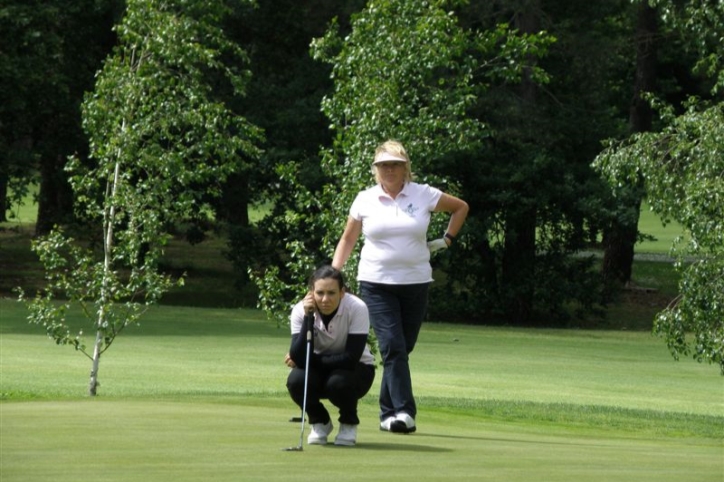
top-left (379, 416), bottom-right (396, 431)
top-left (334, 423), bottom-right (357, 446)
top-left (307, 420), bottom-right (333, 445)
top-left (390, 412), bottom-right (416, 434)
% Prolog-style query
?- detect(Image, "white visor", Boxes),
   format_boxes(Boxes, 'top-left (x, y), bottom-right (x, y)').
top-left (372, 152), bottom-right (408, 164)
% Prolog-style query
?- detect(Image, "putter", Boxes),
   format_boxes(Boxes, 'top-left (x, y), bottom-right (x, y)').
top-left (283, 314), bottom-right (313, 451)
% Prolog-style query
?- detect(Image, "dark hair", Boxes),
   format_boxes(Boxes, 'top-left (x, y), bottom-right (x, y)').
top-left (308, 265), bottom-right (345, 291)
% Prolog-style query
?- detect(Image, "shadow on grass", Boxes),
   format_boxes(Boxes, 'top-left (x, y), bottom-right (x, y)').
top-left (351, 442), bottom-right (452, 453)
top-left (418, 431), bottom-right (612, 448)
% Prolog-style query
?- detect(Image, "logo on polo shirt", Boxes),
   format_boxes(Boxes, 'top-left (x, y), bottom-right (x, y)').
top-left (402, 203), bottom-right (419, 217)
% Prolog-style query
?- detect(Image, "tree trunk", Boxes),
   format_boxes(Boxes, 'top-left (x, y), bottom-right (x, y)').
top-left (502, 210), bottom-right (537, 324)
top-left (88, 330), bottom-right (103, 396)
top-left (35, 154), bottom-right (73, 236)
top-left (602, 2), bottom-right (657, 285)
top-left (601, 199), bottom-right (641, 284)
top-left (500, 3), bottom-right (540, 325)
top-left (218, 173), bottom-right (250, 226)
top-left (0, 171), bottom-right (7, 223)
top-left (88, 158), bottom-right (121, 396)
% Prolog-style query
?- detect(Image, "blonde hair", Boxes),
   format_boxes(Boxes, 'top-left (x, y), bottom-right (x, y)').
top-left (372, 140), bottom-right (413, 183)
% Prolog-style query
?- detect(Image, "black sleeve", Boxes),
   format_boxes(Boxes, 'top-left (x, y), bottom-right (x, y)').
top-left (288, 314), bottom-right (315, 368)
top-left (318, 333), bottom-right (367, 370)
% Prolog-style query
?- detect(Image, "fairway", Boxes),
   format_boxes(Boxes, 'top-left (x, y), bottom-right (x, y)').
top-left (1, 300), bottom-right (722, 481)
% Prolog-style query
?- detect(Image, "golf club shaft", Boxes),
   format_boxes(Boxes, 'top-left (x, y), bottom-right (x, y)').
top-left (298, 314), bottom-right (313, 447)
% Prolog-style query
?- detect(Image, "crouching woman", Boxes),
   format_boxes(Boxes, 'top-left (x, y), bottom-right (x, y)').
top-left (285, 265), bottom-right (376, 446)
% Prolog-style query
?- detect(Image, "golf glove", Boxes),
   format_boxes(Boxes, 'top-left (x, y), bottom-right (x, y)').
top-left (427, 238), bottom-right (448, 253)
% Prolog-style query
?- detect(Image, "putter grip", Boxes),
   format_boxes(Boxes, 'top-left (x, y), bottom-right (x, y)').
top-left (303, 313), bottom-right (314, 341)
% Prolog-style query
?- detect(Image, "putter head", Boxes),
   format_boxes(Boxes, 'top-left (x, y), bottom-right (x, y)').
top-left (282, 446), bottom-right (303, 452)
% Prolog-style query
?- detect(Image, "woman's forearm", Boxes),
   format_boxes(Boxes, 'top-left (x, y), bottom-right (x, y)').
top-left (332, 216), bottom-right (362, 270)
top-left (445, 201), bottom-right (469, 237)
top-left (332, 239), bottom-right (354, 270)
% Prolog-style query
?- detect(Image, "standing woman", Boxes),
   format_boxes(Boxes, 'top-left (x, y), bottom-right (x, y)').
top-left (332, 140), bottom-right (469, 433)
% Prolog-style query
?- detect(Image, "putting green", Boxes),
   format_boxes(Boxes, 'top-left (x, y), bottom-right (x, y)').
top-left (1, 301), bottom-right (721, 481)
top-left (1, 399), bottom-right (721, 482)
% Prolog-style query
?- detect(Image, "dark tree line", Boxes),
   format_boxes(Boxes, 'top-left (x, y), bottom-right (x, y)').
top-left (0, 0), bottom-right (120, 230)
top-left (446, 0), bottom-right (638, 322)
top-left (1, 0), bottom-right (716, 326)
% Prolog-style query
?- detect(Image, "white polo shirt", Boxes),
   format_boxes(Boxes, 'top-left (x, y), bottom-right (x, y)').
top-left (290, 293), bottom-right (375, 366)
top-left (350, 182), bottom-right (442, 284)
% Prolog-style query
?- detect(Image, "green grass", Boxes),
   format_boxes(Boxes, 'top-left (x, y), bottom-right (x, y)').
top-left (3, 184), bottom-right (38, 225)
top-left (159, 232), bottom-right (257, 308)
top-left (1, 299), bottom-right (722, 482)
top-left (636, 202), bottom-right (686, 255)
top-left (1, 191), bottom-right (715, 480)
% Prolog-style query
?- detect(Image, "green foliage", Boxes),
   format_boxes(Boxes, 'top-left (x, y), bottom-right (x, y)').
top-left (0, 0), bottom-right (57, 197)
top-left (0, 0), bottom-right (118, 227)
top-left (252, 0), bottom-right (554, 325)
top-left (426, 2), bottom-right (632, 323)
top-left (220, 1), bottom-right (368, 292)
top-left (594, 1), bottom-right (724, 371)
top-left (594, 100), bottom-right (724, 373)
top-left (19, 0), bottom-right (262, 393)
top-left (20, 229), bottom-right (175, 356)
top-left (652, 0), bottom-right (724, 93)
top-left (314, 0), bottom-right (492, 277)
top-left (604, 5), bottom-right (724, 356)
top-left (75, 0), bottom-right (262, 219)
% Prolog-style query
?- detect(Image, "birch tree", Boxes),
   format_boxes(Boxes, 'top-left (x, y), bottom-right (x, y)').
top-left (19, 0), bottom-right (262, 395)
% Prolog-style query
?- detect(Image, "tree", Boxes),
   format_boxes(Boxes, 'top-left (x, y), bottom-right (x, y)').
top-left (0, 0), bottom-right (62, 223)
top-left (600, 0), bottom-right (658, 288)
top-left (442, 0), bottom-right (633, 324)
top-left (19, 0), bottom-right (262, 395)
top-left (498, 0), bottom-right (543, 324)
top-left (594, 0), bottom-right (724, 373)
top-left (252, 0), bottom-right (552, 326)
top-left (0, 0), bottom-right (118, 229)
top-left (222, 0), bottom-right (364, 289)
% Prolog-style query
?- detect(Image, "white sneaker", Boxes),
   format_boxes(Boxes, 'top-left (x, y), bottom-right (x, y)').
top-left (379, 416), bottom-right (396, 432)
top-left (334, 423), bottom-right (357, 446)
top-left (390, 413), bottom-right (416, 434)
top-left (307, 420), bottom-right (333, 445)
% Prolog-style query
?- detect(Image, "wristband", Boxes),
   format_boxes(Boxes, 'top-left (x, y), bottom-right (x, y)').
top-left (444, 232), bottom-right (455, 243)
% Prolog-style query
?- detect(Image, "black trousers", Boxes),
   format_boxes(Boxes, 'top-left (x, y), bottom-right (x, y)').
top-left (360, 281), bottom-right (429, 420)
top-left (286, 362), bottom-right (375, 425)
